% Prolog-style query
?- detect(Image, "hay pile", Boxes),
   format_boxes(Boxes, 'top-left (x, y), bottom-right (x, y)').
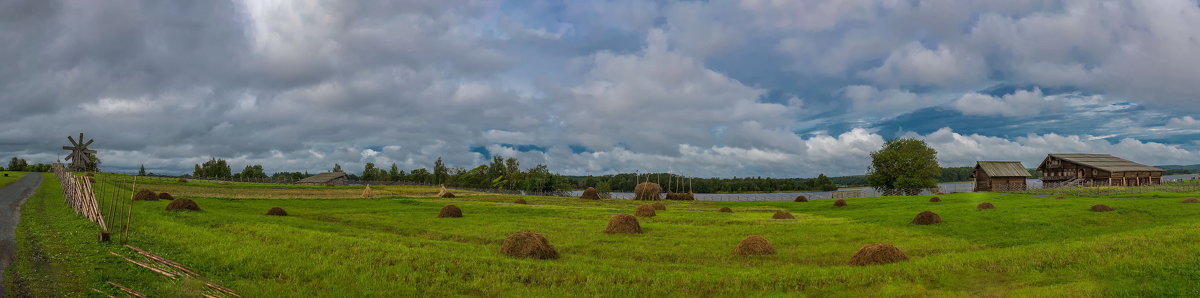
top-left (157, 193), bottom-right (175, 200)
top-left (1183, 197), bottom-right (1199, 203)
top-left (165, 198), bottom-right (200, 211)
top-left (834, 199), bottom-right (847, 207)
top-left (794, 195), bottom-right (808, 202)
top-left (218, 181), bottom-right (232, 185)
top-left (133, 190), bottom-right (159, 201)
top-left (177, 178), bottom-right (188, 183)
top-left (514, 198), bottom-right (528, 204)
top-left (1055, 196), bottom-right (1065, 200)
top-left (265, 207), bottom-right (288, 216)
top-left (718, 207), bottom-right (733, 213)
top-left (362, 185), bottom-right (374, 198)
top-left (1090, 204), bottom-right (1114, 212)
top-left (635, 204), bottom-right (656, 217)
top-left (911, 210), bottom-right (941, 225)
top-left (580, 187), bottom-right (601, 200)
top-left (604, 214), bottom-right (641, 234)
top-left (732, 235), bottom-right (776, 256)
top-left (772, 210), bottom-right (795, 219)
top-left (438, 205), bottom-right (463, 218)
top-left (848, 243), bottom-right (908, 266)
top-left (681, 192), bottom-right (696, 200)
top-left (500, 231), bottom-right (558, 260)
top-left (929, 197), bottom-right (941, 202)
top-left (652, 202), bottom-right (666, 210)
top-left (437, 185), bottom-right (456, 198)
top-left (633, 182), bottom-right (662, 200)
top-left (665, 192), bottom-right (696, 201)
top-left (977, 202), bottom-right (996, 210)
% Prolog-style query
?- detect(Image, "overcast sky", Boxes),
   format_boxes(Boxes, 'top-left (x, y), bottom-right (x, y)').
top-left (2, 0), bottom-right (1199, 177)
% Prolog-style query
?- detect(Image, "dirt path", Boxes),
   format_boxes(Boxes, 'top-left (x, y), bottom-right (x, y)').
top-left (0, 174), bottom-right (43, 296)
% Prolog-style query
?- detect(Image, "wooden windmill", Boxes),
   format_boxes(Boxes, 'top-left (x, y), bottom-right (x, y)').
top-left (63, 133), bottom-right (97, 172)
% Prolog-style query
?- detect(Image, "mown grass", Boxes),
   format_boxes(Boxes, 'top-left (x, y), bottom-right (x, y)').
top-left (9, 174), bottom-right (1200, 296)
top-left (0, 171), bottom-right (25, 188)
top-left (95, 174), bottom-right (482, 199)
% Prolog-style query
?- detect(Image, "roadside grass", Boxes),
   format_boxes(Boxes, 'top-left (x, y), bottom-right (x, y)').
top-left (0, 171), bottom-right (25, 188)
top-left (8, 175), bottom-right (1200, 296)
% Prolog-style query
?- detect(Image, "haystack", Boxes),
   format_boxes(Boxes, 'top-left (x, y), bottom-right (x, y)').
top-left (652, 202), bottom-right (666, 211)
top-left (848, 243), bottom-right (908, 266)
top-left (266, 207), bottom-right (288, 216)
top-left (1055, 196), bottom-right (1065, 200)
top-left (718, 207), bottom-right (733, 213)
top-left (604, 214), bottom-right (642, 234)
top-left (977, 202), bottom-right (995, 210)
top-left (633, 182), bottom-right (662, 200)
top-left (772, 210), bottom-right (795, 219)
top-left (362, 185), bottom-right (374, 198)
top-left (437, 185), bottom-right (456, 198)
top-left (165, 198), bottom-right (200, 211)
top-left (157, 192), bottom-right (175, 200)
top-left (635, 204), bottom-right (656, 217)
top-left (580, 187), bottom-right (601, 200)
top-left (514, 198), bottom-right (528, 204)
top-left (133, 190), bottom-right (159, 201)
top-left (834, 199), bottom-right (847, 207)
top-left (1183, 198), bottom-right (1199, 203)
top-left (732, 235), bottom-right (776, 256)
top-left (929, 197), bottom-right (941, 202)
top-left (794, 195), bottom-right (808, 202)
top-left (911, 210), bottom-right (941, 225)
top-left (177, 178), bottom-right (188, 183)
top-left (1090, 204), bottom-right (1114, 212)
top-left (438, 205), bottom-right (463, 218)
top-left (500, 231), bottom-right (558, 260)
top-left (218, 181), bottom-right (231, 185)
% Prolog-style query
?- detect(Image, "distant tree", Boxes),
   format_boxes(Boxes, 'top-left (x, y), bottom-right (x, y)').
top-left (236, 165), bottom-right (267, 179)
top-left (7, 157), bottom-right (28, 172)
top-left (867, 138), bottom-right (941, 196)
top-left (408, 168), bottom-right (431, 184)
top-left (138, 164), bottom-right (146, 176)
top-left (433, 157), bottom-right (448, 185)
top-left (332, 163), bottom-right (343, 173)
top-left (388, 163), bottom-right (401, 181)
top-left (361, 163), bottom-right (387, 182)
top-left (193, 158), bottom-right (232, 178)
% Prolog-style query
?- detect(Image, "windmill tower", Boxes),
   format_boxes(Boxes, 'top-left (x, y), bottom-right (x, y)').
top-left (63, 133), bottom-right (97, 172)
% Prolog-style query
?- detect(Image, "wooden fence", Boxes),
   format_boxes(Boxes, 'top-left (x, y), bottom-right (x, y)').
top-left (53, 163), bottom-right (136, 242)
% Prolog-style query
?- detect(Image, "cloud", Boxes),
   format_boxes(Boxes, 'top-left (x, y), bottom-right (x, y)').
top-left (953, 88), bottom-right (1063, 117)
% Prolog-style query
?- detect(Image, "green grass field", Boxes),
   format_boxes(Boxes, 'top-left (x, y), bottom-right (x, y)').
top-left (7, 174), bottom-right (1200, 296)
top-left (0, 171), bottom-right (25, 188)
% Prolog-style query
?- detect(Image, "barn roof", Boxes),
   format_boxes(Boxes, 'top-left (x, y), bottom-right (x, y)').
top-left (975, 161), bottom-right (1031, 177)
top-left (298, 171), bottom-right (348, 184)
top-left (1045, 153), bottom-right (1164, 172)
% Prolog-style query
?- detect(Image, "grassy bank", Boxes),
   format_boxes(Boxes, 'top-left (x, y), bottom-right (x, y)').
top-left (8, 175), bottom-right (1200, 296)
top-left (0, 171), bottom-right (25, 188)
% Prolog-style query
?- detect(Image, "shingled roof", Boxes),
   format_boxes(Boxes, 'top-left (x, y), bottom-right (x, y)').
top-left (298, 171), bottom-right (348, 184)
top-left (1046, 153), bottom-right (1164, 172)
top-left (975, 161), bottom-right (1031, 177)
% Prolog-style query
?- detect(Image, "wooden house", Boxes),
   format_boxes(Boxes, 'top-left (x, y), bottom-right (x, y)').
top-left (298, 172), bottom-right (349, 186)
top-left (1036, 154), bottom-right (1163, 187)
top-left (971, 161), bottom-right (1031, 191)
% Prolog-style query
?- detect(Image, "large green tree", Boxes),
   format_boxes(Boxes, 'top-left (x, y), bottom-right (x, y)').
top-left (193, 158), bottom-right (232, 178)
top-left (866, 138), bottom-right (941, 196)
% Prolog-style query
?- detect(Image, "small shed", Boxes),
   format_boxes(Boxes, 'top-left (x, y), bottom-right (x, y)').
top-left (971, 161), bottom-right (1031, 192)
top-left (298, 172), bottom-right (349, 186)
top-left (1037, 153), bottom-right (1163, 187)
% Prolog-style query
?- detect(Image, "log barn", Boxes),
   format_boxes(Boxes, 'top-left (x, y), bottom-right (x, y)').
top-left (298, 172), bottom-right (350, 186)
top-left (971, 161), bottom-right (1031, 191)
top-left (1036, 153), bottom-right (1163, 187)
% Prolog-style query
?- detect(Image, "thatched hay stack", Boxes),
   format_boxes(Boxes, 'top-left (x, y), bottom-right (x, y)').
top-left (1090, 204), bottom-right (1114, 212)
top-left (1183, 198), bottom-right (1199, 203)
top-left (911, 210), bottom-right (941, 225)
top-left (437, 185), bottom-right (456, 198)
top-left (718, 207), bottom-right (733, 213)
top-left (362, 185), bottom-right (374, 198)
top-left (218, 181), bottom-right (232, 185)
top-left (834, 199), bottom-right (847, 207)
top-left (500, 231), bottom-right (558, 260)
top-left (1055, 196), bottom-right (1065, 200)
top-left (266, 207), bottom-right (288, 216)
top-left (633, 182), bottom-right (662, 200)
top-left (438, 205), bottom-right (463, 218)
top-left (794, 195), bottom-right (808, 202)
top-left (732, 235), bottom-right (776, 256)
top-left (929, 197), bottom-right (941, 202)
top-left (977, 202), bottom-right (996, 210)
top-left (772, 210), bottom-right (795, 219)
top-left (665, 192), bottom-right (696, 201)
top-left (133, 190), bottom-right (159, 201)
top-left (848, 243), bottom-right (908, 266)
top-left (604, 214), bottom-right (642, 234)
top-left (635, 204), bottom-right (656, 217)
top-left (652, 202), bottom-right (666, 211)
top-left (514, 198), bottom-right (528, 204)
top-left (580, 187), bottom-right (601, 200)
top-left (682, 192), bottom-right (695, 200)
top-left (157, 193), bottom-right (175, 201)
top-left (177, 178), bottom-right (188, 183)
top-left (165, 198), bottom-right (200, 211)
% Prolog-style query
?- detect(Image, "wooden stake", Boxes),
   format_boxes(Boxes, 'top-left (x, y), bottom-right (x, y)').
top-left (124, 245), bottom-right (203, 278)
top-left (124, 176), bottom-right (136, 243)
top-left (110, 251), bottom-right (178, 279)
top-left (105, 281), bottom-right (147, 298)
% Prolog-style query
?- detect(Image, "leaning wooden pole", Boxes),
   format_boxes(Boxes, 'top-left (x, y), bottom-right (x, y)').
top-left (124, 176), bottom-right (136, 243)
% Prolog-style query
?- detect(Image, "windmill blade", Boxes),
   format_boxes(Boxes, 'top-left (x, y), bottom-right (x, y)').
top-left (63, 146), bottom-right (76, 150)
top-left (84, 150), bottom-right (97, 154)
top-left (68, 136), bottom-right (78, 146)
top-left (84, 139), bottom-right (94, 147)
top-left (79, 133), bottom-right (85, 144)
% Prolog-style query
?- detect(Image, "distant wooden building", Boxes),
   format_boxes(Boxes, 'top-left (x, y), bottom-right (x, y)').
top-left (1037, 154), bottom-right (1163, 187)
top-left (971, 161), bottom-right (1031, 191)
top-left (298, 172), bottom-right (349, 186)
